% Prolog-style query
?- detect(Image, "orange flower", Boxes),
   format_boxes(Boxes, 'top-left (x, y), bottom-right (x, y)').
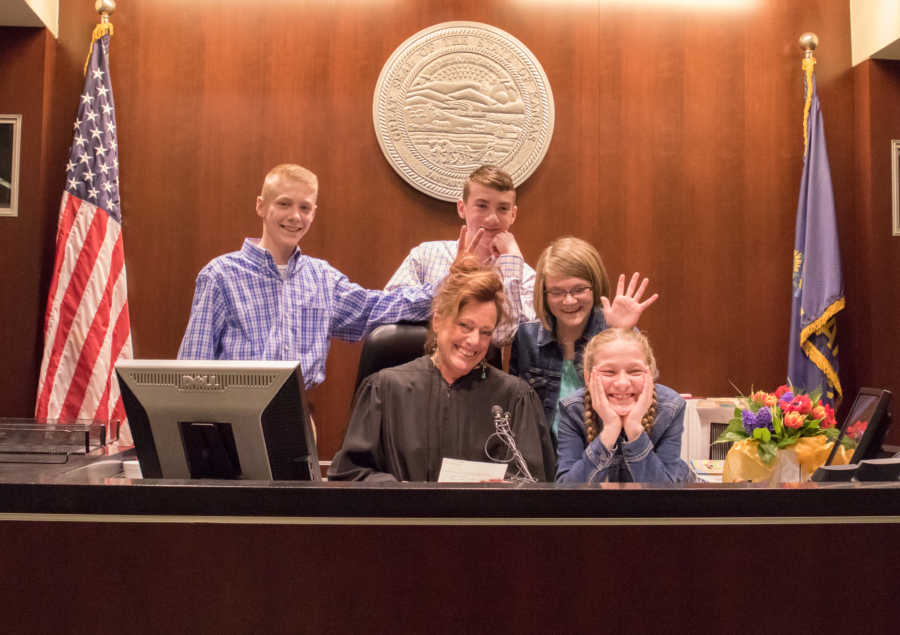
top-left (751, 391), bottom-right (768, 404)
top-left (784, 411), bottom-right (806, 429)
top-left (811, 405), bottom-right (826, 420)
top-left (764, 394), bottom-right (778, 407)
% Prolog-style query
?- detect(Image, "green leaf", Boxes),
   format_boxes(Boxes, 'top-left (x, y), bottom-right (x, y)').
top-left (756, 440), bottom-right (778, 464)
top-left (714, 430), bottom-right (748, 444)
top-left (752, 427), bottom-right (771, 443)
top-left (777, 436), bottom-right (800, 449)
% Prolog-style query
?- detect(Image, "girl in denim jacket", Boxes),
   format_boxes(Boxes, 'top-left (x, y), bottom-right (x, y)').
top-left (510, 237), bottom-right (656, 443)
top-left (556, 328), bottom-right (693, 483)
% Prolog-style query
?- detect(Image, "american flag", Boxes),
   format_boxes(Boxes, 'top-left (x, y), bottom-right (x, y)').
top-left (35, 27), bottom-right (133, 426)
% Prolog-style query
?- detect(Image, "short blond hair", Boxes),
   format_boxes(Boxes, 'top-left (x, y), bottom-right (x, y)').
top-left (533, 236), bottom-right (611, 332)
top-left (461, 165), bottom-right (515, 202)
top-left (260, 164), bottom-right (318, 204)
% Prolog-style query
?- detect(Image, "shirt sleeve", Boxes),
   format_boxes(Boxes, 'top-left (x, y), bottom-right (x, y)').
top-left (327, 265), bottom-right (433, 342)
top-left (621, 399), bottom-right (693, 483)
top-left (327, 376), bottom-right (399, 482)
top-left (491, 254), bottom-right (536, 345)
top-left (509, 385), bottom-right (557, 482)
top-left (177, 270), bottom-right (227, 359)
top-left (556, 395), bottom-right (618, 483)
top-left (384, 245), bottom-right (425, 289)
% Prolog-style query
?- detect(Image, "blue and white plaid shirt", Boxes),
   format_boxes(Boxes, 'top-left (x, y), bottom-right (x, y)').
top-left (385, 240), bottom-right (535, 344)
top-left (178, 238), bottom-right (434, 388)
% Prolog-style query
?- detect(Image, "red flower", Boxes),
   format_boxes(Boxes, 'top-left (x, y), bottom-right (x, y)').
top-left (775, 385), bottom-right (791, 398)
top-left (822, 404), bottom-right (837, 429)
top-left (783, 394), bottom-right (812, 414)
top-left (846, 420), bottom-right (868, 441)
top-left (784, 411), bottom-right (806, 429)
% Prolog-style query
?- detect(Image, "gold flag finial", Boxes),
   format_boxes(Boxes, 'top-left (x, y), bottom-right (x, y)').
top-left (83, 1), bottom-right (116, 75)
top-left (799, 33), bottom-right (818, 156)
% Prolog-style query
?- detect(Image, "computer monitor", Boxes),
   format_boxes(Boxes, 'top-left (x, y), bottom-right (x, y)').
top-left (116, 360), bottom-right (321, 481)
top-left (826, 387), bottom-right (893, 465)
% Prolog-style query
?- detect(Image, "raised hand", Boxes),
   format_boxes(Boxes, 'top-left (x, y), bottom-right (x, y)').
top-left (600, 272), bottom-right (658, 329)
top-left (588, 368), bottom-right (623, 450)
top-left (454, 226), bottom-right (486, 264)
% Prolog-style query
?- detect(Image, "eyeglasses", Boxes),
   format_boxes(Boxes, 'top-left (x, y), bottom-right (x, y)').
top-left (545, 285), bottom-right (592, 300)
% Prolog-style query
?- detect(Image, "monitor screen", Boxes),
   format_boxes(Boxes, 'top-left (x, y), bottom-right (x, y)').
top-left (116, 360), bottom-right (321, 481)
top-left (826, 387), bottom-right (893, 465)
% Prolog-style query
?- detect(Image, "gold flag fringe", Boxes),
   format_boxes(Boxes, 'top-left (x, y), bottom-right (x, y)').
top-left (801, 57), bottom-right (815, 156)
top-left (83, 22), bottom-right (114, 76)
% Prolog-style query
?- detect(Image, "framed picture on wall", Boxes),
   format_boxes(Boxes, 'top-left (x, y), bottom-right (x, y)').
top-left (893, 139), bottom-right (900, 237)
top-left (0, 114), bottom-right (22, 218)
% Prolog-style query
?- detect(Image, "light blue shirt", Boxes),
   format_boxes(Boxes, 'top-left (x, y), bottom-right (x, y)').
top-left (385, 240), bottom-right (535, 344)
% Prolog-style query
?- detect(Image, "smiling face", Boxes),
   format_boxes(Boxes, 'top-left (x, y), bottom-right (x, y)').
top-left (256, 175), bottom-right (317, 264)
top-left (433, 299), bottom-right (498, 384)
top-left (586, 338), bottom-right (650, 417)
top-left (544, 274), bottom-right (594, 339)
top-left (457, 182), bottom-right (517, 260)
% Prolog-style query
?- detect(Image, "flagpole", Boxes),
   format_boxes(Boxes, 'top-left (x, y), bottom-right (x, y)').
top-left (798, 32), bottom-right (818, 155)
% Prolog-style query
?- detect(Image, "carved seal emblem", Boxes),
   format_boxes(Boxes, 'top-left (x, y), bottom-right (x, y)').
top-left (373, 22), bottom-right (555, 202)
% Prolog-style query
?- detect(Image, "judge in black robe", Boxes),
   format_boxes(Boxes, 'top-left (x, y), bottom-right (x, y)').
top-left (328, 355), bottom-right (556, 482)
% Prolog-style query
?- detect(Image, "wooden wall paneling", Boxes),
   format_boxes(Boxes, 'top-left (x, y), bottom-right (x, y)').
top-left (0, 27), bottom-right (55, 417)
top-left (2, 520), bottom-right (899, 633)
top-left (847, 59), bottom-right (900, 443)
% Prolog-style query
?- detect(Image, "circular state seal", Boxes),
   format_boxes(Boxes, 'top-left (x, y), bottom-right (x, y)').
top-left (373, 22), bottom-right (555, 202)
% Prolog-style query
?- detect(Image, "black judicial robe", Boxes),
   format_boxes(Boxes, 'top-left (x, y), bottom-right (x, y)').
top-left (328, 356), bottom-right (556, 482)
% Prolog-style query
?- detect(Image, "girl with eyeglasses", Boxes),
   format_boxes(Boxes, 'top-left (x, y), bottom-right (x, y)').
top-left (510, 236), bottom-right (656, 444)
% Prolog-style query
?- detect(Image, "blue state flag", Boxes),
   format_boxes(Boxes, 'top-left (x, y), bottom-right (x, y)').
top-left (787, 61), bottom-right (844, 404)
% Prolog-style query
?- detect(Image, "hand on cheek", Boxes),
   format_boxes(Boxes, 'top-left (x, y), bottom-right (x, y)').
top-left (589, 369), bottom-right (622, 450)
top-left (623, 372), bottom-right (653, 441)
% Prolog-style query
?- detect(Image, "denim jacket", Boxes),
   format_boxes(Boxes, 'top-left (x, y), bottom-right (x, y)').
top-left (510, 308), bottom-right (608, 432)
top-left (555, 383), bottom-right (694, 483)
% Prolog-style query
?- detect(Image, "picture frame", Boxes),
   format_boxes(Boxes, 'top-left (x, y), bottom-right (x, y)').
top-left (0, 114), bottom-right (22, 218)
top-left (893, 139), bottom-right (900, 236)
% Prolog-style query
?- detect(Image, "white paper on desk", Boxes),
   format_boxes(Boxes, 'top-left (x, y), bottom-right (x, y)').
top-left (438, 458), bottom-right (508, 483)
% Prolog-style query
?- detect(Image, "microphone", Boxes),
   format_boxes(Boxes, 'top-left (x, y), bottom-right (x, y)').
top-left (485, 404), bottom-right (535, 482)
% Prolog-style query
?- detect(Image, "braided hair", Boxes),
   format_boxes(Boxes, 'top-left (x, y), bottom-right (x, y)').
top-left (582, 328), bottom-right (660, 443)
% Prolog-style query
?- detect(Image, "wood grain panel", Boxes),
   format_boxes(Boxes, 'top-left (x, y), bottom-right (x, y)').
top-left (0, 27), bottom-right (53, 417)
top-left (7, 1), bottom-right (893, 459)
top-left (848, 59), bottom-right (900, 443)
top-left (1, 520), bottom-right (898, 633)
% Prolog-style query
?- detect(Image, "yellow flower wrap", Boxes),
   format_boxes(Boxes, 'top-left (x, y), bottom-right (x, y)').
top-left (722, 436), bottom-right (852, 483)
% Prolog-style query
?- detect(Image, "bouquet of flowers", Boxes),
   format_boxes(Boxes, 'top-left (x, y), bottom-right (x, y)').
top-left (715, 384), bottom-right (852, 464)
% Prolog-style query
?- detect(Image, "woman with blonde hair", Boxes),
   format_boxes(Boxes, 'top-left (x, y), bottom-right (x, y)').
top-left (511, 236), bottom-right (657, 442)
top-left (329, 256), bottom-right (555, 482)
top-left (556, 328), bottom-right (692, 483)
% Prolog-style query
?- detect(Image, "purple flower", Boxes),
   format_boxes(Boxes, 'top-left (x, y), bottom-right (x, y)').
top-left (742, 407), bottom-right (773, 435)
top-left (755, 406), bottom-right (773, 431)
top-left (742, 409), bottom-right (757, 434)
top-left (779, 391), bottom-right (794, 404)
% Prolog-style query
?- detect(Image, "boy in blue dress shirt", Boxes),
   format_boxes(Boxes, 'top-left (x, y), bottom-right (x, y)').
top-left (178, 164), bottom-right (445, 389)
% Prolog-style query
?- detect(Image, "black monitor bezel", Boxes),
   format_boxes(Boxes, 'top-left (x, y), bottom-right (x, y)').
top-left (825, 387), bottom-right (892, 466)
